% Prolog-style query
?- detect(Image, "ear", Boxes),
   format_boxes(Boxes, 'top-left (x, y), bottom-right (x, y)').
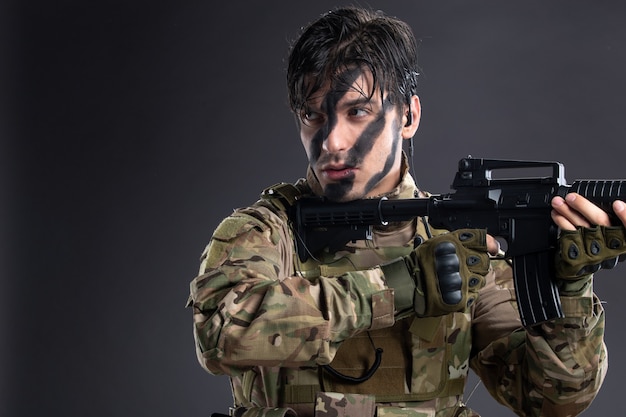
top-left (401, 95), bottom-right (421, 139)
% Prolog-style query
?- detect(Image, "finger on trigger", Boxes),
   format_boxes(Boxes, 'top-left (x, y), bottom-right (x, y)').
top-left (486, 234), bottom-right (502, 256)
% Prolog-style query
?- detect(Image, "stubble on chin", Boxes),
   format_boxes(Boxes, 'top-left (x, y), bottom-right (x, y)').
top-left (323, 178), bottom-right (355, 202)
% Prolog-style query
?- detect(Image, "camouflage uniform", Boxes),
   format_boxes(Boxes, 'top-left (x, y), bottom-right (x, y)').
top-left (188, 159), bottom-right (607, 417)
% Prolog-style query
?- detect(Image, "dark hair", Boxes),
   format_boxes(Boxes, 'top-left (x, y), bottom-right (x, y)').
top-left (287, 6), bottom-right (419, 115)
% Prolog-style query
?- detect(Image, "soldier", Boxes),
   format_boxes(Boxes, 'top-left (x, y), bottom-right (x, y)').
top-left (187, 6), bottom-right (626, 417)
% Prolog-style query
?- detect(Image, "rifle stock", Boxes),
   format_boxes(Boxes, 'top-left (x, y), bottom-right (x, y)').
top-left (291, 157), bottom-right (626, 327)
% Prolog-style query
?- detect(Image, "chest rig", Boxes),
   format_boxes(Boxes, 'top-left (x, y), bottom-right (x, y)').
top-left (239, 182), bottom-right (472, 411)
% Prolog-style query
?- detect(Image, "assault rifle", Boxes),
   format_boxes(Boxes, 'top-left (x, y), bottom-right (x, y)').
top-left (291, 157), bottom-right (625, 327)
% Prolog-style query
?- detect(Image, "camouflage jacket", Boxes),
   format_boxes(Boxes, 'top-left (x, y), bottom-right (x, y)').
top-left (188, 163), bottom-right (607, 417)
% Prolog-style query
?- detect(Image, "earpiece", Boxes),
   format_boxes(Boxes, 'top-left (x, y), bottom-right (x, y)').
top-left (405, 107), bottom-right (413, 127)
top-left (405, 99), bottom-right (413, 127)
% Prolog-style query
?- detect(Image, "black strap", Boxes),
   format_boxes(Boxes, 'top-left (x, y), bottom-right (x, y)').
top-left (321, 332), bottom-right (383, 384)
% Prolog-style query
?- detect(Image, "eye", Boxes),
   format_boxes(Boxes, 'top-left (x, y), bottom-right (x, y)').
top-left (348, 107), bottom-right (369, 118)
top-left (300, 109), bottom-right (326, 126)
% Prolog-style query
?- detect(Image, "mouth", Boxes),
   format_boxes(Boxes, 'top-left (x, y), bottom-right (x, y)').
top-left (320, 164), bottom-right (357, 181)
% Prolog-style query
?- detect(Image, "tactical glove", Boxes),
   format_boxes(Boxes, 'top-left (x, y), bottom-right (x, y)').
top-left (381, 229), bottom-right (490, 318)
top-left (555, 225), bottom-right (626, 285)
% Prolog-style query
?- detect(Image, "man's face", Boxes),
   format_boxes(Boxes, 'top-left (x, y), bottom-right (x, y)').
top-left (299, 69), bottom-right (414, 202)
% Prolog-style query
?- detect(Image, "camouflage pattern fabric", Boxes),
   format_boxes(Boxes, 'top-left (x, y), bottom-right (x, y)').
top-left (471, 262), bottom-right (607, 416)
top-left (376, 401), bottom-right (479, 417)
top-left (188, 158), bottom-right (608, 417)
top-left (314, 392), bottom-right (375, 416)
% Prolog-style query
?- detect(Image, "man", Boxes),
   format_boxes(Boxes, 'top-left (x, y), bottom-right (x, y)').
top-left (188, 7), bottom-right (626, 416)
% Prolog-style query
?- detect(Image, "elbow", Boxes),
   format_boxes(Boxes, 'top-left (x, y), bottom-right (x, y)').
top-left (539, 341), bottom-right (608, 416)
top-left (192, 309), bottom-right (248, 376)
top-left (194, 306), bottom-right (274, 377)
top-left (195, 343), bottom-right (249, 377)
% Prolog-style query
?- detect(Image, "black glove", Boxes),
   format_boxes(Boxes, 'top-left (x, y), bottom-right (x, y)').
top-left (381, 229), bottom-right (490, 318)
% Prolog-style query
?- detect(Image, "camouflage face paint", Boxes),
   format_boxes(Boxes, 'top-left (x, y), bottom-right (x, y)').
top-left (362, 120), bottom-right (401, 195)
top-left (303, 67), bottom-right (402, 201)
top-left (307, 67), bottom-right (363, 166)
top-left (324, 106), bottom-right (391, 201)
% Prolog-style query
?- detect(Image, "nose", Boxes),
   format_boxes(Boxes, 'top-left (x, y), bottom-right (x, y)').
top-left (322, 122), bottom-right (350, 153)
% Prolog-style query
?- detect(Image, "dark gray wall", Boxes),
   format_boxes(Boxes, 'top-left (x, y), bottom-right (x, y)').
top-left (5, 1), bottom-right (626, 415)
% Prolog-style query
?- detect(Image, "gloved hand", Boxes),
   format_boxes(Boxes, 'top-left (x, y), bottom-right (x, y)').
top-left (381, 229), bottom-right (490, 318)
top-left (555, 225), bottom-right (626, 286)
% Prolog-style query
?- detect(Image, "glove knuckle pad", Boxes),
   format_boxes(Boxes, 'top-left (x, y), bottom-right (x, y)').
top-left (557, 225), bottom-right (626, 279)
top-left (413, 229), bottom-right (490, 317)
top-left (433, 241), bottom-right (462, 305)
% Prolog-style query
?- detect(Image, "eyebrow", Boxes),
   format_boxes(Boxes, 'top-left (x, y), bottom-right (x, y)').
top-left (304, 89), bottom-right (386, 113)
top-left (342, 96), bottom-right (372, 106)
top-left (302, 94), bottom-right (371, 112)
top-left (335, 95), bottom-right (376, 110)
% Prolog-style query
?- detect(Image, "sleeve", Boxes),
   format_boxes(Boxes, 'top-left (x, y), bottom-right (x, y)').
top-left (187, 205), bottom-right (395, 376)
top-left (470, 260), bottom-right (608, 417)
